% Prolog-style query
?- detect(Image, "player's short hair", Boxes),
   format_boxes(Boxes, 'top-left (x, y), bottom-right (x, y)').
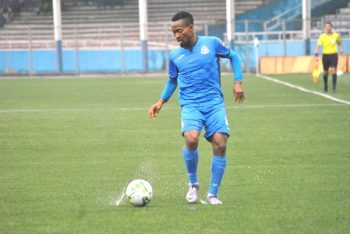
top-left (172, 11), bottom-right (194, 25)
top-left (325, 21), bottom-right (333, 27)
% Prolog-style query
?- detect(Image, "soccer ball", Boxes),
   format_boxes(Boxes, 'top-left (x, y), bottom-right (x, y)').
top-left (125, 179), bottom-right (153, 207)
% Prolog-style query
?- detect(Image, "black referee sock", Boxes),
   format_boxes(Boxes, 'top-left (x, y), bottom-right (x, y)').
top-left (332, 74), bottom-right (337, 91)
top-left (323, 74), bottom-right (328, 92)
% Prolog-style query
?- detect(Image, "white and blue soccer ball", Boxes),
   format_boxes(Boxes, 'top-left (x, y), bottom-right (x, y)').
top-left (125, 179), bottom-right (153, 207)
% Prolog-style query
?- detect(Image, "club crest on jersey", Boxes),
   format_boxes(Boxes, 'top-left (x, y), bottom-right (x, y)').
top-left (201, 45), bottom-right (209, 55)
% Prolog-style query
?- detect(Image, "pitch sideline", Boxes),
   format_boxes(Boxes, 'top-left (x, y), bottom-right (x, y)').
top-left (257, 74), bottom-right (350, 106)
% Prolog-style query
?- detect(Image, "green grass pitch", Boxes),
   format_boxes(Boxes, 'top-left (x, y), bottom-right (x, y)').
top-left (0, 73), bottom-right (349, 233)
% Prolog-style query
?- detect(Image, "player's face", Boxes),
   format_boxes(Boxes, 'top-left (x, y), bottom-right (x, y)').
top-left (171, 19), bottom-right (194, 47)
top-left (324, 24), bottom-right (332, 34)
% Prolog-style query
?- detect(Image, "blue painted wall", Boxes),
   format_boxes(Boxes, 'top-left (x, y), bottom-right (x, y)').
top-left (0, 49), bottom-right (165, 74)
top-left (0, 39), bottom-right (349, 74)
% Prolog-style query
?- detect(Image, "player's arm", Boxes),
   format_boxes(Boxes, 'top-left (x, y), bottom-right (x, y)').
top-left (227, 49), bottom-right (244, 103)
top-left (314, 44), bottom-right (320, 56)
top-left (314, 36), bottom-right (322, 59)
top-left (148, 58), bottom-right (178, 118)
top-left (339, 43), bottom-right (344, 54)
top-left (148, 78), bottom-right (177, 118)
top-left (337, 35), bottom-right (344, 54)
top-left (214, 37), bottom-right (244, 103)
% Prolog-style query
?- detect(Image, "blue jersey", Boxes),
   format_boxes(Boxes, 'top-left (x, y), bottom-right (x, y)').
top-left (168, 36), bottom-right (235, 106)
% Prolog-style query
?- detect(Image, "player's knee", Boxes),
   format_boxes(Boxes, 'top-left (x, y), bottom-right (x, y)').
top-left (213, 141), bottom-right (226, 155)
top-left (184, 135), bottom-right (199, 150)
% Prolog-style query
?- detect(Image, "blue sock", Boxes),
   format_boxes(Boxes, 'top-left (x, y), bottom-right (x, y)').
top-left (208, 155), bottom-right (227, 196)
top-left (183, 147), bottom-right (199, 185)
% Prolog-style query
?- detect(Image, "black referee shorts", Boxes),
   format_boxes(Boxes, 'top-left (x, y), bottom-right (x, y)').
top-left (322, 53), bottom-right (338, 71)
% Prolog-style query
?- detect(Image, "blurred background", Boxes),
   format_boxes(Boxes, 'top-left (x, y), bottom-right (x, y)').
top-left (0, 0), bottom-right (349, 75)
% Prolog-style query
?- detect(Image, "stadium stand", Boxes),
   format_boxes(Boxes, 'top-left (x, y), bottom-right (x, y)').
top-left (0, 0), bottom-right (270, 49)
top-left (0, 0), bottom-right (349, 74)
top-left (316, 2), bottom-right (350, 36)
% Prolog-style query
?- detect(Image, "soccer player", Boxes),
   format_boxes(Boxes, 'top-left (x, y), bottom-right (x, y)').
top-left (314, 22), bottom-right (343, 92)
top-left (148, 11), bottom-right (244, 205)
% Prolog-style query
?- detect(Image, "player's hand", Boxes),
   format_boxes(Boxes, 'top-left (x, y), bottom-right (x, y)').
top-left (234, 82), bottom-right (245, 103)
top-left (148, 100), bottom-right (164, 118)
top-left (314, 53), bottom-right (319, 62)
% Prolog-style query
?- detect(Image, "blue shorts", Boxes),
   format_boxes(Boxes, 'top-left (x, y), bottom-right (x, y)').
top-left (181, 102), bottom-right (230, 142)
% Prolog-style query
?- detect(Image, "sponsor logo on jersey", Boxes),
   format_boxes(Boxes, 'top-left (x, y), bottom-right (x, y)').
top-left (177, 54), bottom-right (185, 60)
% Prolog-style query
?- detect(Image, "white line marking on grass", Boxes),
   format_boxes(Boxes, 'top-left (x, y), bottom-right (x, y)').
top-left (0, 103), bottom-right (345, 114)
top-left (258, 74), bottom-right (350, 105)
top-left (227, 103), bottom-right (343, 109)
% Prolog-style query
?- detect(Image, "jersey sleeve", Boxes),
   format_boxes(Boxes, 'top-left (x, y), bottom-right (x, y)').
top-left (336, 34), bottom-right (341, 44)
top-left (168, 55), bottom-right (178, 80)
top-left (161, 54), bottom-right (178, 101)
top-left (228, 50), bottom-right (243, 81)
top-left (212, 37), bottom-right (230, 57)
top-left (160, 78), bottom-right (177, 101)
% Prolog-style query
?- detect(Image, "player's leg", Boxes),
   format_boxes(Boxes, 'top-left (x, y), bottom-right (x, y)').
top-left (330, 54), bottom-right (338, 92)
top-left (183, 130), bottom-right (200, 203)
top-left (183, 130), bottom-right (200, 186)
top-left (204, 104), bottom-right (230, 204)
top-left (209, 133), bottom-right (228, 198)
top-left (323, 71), bottom-right (329, 92)
top-left (322, 55), bottom-right (330, 92)
top-left (330, 67), bottom-right (337, 92)
top-left (207, 133), bottom-right (228, 205)
top-left (181, 106), bottom-right (204, 203)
